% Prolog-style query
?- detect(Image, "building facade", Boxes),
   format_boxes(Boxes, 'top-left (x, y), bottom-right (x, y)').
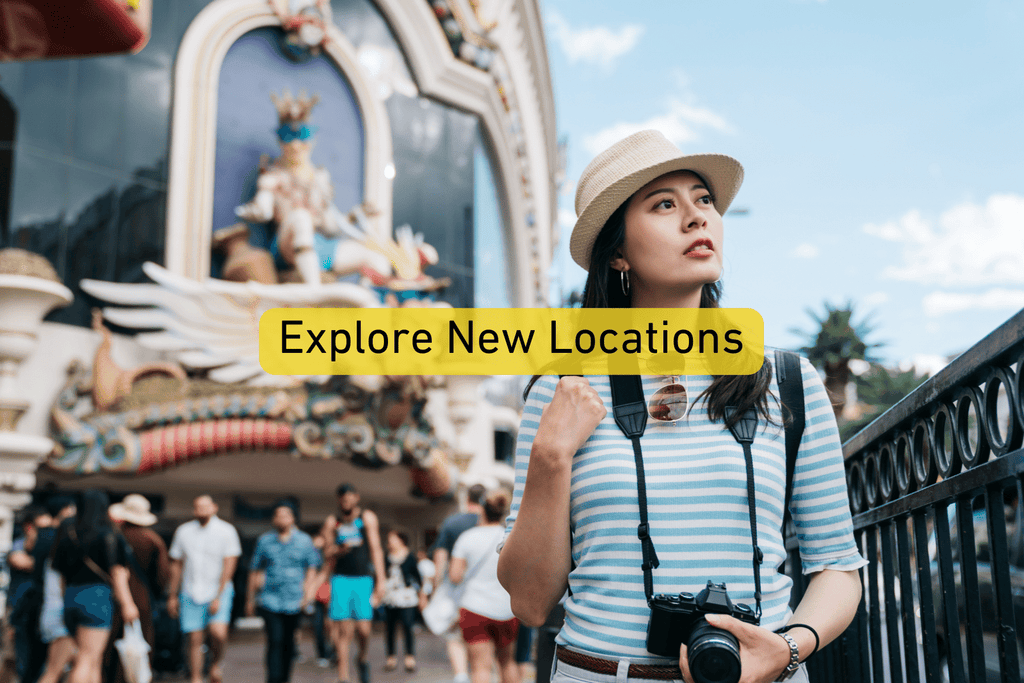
top-left (0, 0), bottom-right (558, 572)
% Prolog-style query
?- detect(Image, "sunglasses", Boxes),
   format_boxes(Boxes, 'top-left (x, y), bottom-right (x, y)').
top-left (647, 375), bottom-right (688, 423)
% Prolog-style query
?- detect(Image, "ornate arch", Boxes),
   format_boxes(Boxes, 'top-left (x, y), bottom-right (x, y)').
top-left (165, 0), bottom-right (394, 280)
top-left (372, 0), bottom-right (556, 306)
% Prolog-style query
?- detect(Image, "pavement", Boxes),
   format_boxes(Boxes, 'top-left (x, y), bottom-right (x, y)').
top-left (160, 622), bottom-right (536, 683)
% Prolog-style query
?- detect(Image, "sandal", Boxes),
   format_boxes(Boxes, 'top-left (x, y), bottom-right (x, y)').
top-left (404, 656), bottom-right (417, 672)
top-left (384, 657), bottom-right (398, 672)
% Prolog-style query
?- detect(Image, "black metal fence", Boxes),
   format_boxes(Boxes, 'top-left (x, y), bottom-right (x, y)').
top-left (788, 308), bottom-right (1024, 683)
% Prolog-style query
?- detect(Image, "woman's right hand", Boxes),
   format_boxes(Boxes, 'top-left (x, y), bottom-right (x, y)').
top-left (121, 600), bottom-right (141, 625)
top-left (532, 377), bottom-right (607, 464)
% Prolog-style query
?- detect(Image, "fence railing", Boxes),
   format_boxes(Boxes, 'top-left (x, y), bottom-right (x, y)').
top-left (788, 307), bottom-right (1024, 683)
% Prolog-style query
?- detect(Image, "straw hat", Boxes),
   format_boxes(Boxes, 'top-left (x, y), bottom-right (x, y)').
top-left (109, 494), bottom-right (158, 527)
top-left (569, 130), bottom-right (744, 270)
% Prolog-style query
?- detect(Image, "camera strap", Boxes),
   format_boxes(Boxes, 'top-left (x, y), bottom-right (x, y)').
top-left (608, 375), bottom-right (764, 620)
top-left (724, 406), bottom-right (764, 621)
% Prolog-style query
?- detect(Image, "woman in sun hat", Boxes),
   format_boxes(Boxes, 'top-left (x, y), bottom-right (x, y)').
top-left (497, 130), bottom-right (866, 683)
top-left (104, 494), bottom-right (169, 683)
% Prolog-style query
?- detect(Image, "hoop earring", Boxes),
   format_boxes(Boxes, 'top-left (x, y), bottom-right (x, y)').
top-left (620, 270), bottom-right (630, 296)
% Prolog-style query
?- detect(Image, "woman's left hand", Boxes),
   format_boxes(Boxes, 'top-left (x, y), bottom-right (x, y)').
top-left (678, 614), bottom-right (791, 683)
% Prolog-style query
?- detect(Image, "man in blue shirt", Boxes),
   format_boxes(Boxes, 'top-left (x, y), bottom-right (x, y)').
top-left (246, 502), bottom-right (321, 683)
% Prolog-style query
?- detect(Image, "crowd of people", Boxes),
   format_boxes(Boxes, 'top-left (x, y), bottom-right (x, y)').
top-left (0, 482), bottom-right (524, 683)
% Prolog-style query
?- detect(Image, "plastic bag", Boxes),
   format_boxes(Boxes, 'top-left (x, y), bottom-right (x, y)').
top-left (422, 580), bottom-right (461, 635)
top-left (114, 620), bottom-right (153, 683)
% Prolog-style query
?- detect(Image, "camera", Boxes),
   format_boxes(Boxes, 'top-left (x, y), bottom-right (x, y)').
top-left (646, 581), bottom-right (759, 683)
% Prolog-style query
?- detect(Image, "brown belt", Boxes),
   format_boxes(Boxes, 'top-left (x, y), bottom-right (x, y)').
top-left (556, 646), bottom-right (682, 681)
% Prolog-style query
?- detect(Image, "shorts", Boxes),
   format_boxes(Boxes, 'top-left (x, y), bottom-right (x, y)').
top-left (329, 575), bottom-right (373, 621)
top-left (458, 608), bottom-right (519, 648)
top-left (39, 594), bottom-right (69, 644)
top-left (179, 584), bottom-right (234, 634)
top-left (64, 584), bottom-right (114, 632)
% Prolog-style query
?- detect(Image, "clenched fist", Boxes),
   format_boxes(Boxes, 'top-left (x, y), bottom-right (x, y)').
top-left (532, 377), bottom-right (607, 465)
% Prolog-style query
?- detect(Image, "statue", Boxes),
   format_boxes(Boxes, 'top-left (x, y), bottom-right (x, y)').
top-left (268, 0), bottom-right (333, 54)
top-left (234, 90), bottom-right (359, 286)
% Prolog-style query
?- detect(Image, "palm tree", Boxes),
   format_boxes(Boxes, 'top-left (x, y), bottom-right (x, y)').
top-left (792, 301), bottom-right (883, 417)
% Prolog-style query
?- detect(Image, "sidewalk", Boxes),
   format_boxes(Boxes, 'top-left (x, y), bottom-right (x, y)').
top-left (200, 623), bottom-right (535, 683)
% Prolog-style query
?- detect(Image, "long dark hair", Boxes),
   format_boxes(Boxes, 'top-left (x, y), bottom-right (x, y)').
top-left (75, 489), bottom-right (113, 544)
top-left (525, 195), bottom-right (775, 429)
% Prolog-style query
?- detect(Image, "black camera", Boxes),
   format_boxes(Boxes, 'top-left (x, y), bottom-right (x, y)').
top-left (646, 581), bottom-right (759, 683)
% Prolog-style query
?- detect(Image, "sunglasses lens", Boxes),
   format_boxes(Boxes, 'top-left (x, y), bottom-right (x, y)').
top-left (648, 383), bottom-right (687, 422)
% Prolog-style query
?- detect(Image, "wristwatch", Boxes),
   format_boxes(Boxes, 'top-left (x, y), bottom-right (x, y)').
top-left (775, 632), bottom-right (800, 681)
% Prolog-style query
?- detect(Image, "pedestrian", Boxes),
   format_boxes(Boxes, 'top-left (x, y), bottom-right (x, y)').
top-left (497, 130), bottom-right (867, 683)
top-left (431, 482), bottom-right (486, 683)
top-left (513, 626), bottom-right (536, 682)
top-left (30, 496), bottom-right (77, 683)
top-left (104, 493), bottom-right (170, 683)
top-left (50, 489), bottom-right (140, 683)
top-left (381, 531), bottom-right (421, 673)
top-left (317, 483), bottom-right (386, 683)
top-left (415, 550), bottom-right (435, 599)
top-left (450, 489), bottom-right (519, 683)
top-left (245, 502), bottom-right (321, 683)
top-left (0, 506), bottom-right (51, 683)
top-left (167, 495), bottom-right (242, 683)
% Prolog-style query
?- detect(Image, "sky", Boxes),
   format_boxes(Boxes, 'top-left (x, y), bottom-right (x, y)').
top-left (539, 0), bottom-right (1024, 374)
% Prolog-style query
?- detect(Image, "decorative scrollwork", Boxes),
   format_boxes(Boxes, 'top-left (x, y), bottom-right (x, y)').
top-left (846, 351), bottom-right (1024, 515)
top-left (955, 385), bottom-right (988, 468)
top-left (911, 417), bottom-right (937, 488)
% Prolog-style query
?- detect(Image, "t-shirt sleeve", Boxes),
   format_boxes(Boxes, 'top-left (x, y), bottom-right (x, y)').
top-left (109, 532), bottom-right (131, 569)
top-left (451, 531), bottom-right (471, 562)
top-left (223, 523), bottom-right (242, 558)
top-left (305, 535), bottom-right (322, 569)
top-left (168, 527), bottom-right (184, 561)
top-left (499, 375), bottom-right (559, 553)
top-left (432, 520), bottom-right (454, 555)
top-left (790, 356), bottom-right (869, 574)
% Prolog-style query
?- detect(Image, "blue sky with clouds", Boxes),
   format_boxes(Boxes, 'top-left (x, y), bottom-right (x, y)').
top-left (540, 0), bottom-right (1023, 373)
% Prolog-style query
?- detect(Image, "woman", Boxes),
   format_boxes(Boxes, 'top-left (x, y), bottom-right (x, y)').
top-left (497, 130), bottom-right (866, 683)
top-left (450, 490), bottom-right (520, 683)
top-left (381, 531), bottom-right (422, 673)
top-left (104, 494), bottom-right (170, 683)
top-left (50, 490), bottom-right (139, 683)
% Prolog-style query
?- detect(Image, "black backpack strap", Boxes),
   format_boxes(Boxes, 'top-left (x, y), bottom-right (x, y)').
top-left (774, 349), bottom-right (806, 524)
top-left (609, 375), bottom-right (660, 604)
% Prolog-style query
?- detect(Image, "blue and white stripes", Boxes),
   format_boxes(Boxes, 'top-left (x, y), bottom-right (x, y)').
top-left (502, 354), bottom-right (866, 662)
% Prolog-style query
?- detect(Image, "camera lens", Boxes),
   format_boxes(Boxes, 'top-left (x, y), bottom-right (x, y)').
top-left (688, 620), bottom-right (741, 683)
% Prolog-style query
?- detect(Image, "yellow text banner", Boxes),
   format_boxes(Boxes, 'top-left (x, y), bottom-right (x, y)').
top-left (259, 308), bottom-right (764, 376)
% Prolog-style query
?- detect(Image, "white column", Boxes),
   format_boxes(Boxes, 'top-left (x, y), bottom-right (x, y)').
top-left (0, 250), bottom-right (73, 612)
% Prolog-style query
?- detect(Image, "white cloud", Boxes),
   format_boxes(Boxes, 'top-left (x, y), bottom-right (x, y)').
top-left (863, 194), bottom-right (1024, 286)
top-left (791, 243), bottom-right (819, 259)
top-left (546, 11), bottom-right (643, 68)
top-left (862, 291), bottom-right (889, 309)
top-left (922, 288), bottom-right (1024, 317)
top-left (558, 207), bottom-right (576, 230)
top-left (583, 100), bottom-right (734, 156)
top-left (897, 354), bottom-right (949, 377)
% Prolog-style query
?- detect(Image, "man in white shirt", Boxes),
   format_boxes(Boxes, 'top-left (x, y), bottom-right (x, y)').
top-left (167, 495), bottom-right (242, 683)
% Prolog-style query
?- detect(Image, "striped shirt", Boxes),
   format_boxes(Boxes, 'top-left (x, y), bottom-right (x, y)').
top-left (501, 354), bottom-right (867, 662)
